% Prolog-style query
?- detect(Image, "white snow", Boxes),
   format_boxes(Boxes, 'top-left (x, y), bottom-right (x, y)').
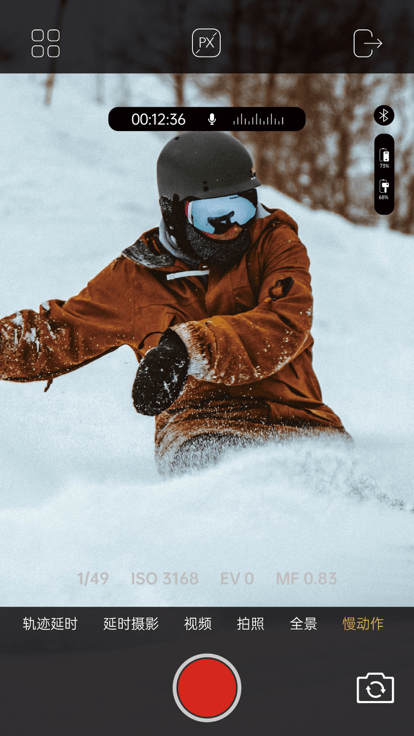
top-left (0, 75), bottom-right (413, 606)
top-left (10, 311), bottom-right (24, 326)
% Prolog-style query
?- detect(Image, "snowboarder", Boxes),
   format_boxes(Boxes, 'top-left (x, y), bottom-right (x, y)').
top-left (0, 132), bottom-right (347, 473)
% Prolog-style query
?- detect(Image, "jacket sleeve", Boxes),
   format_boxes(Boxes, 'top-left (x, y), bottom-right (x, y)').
top-left (0, 258), bottom-right (135, 384)
top-left (172, 228), bottom-right (313, 386)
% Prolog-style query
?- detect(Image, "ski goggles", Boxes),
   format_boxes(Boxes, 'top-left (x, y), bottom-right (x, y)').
top-left (185, 194), bottom-right (256, 235)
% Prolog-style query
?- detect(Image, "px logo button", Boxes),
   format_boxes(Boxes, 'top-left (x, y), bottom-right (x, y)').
top-left (356, 672), bottom-right (394, 703)
top-left (192, 29), bottom-right (221, 58)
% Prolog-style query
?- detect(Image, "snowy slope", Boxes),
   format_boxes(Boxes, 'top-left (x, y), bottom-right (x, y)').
top-left (0, 75), bottom-right (413, 606)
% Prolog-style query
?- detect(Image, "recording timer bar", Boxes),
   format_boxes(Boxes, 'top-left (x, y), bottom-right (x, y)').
top-left (108, 107), bottom-right (305, 132)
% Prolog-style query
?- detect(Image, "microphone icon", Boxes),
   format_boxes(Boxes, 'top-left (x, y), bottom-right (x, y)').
top-left (208, 113), bottom-right (216, 125)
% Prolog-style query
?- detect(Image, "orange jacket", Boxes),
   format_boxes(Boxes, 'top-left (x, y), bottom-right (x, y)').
top-left (0, 207), bottom-right (345, 464)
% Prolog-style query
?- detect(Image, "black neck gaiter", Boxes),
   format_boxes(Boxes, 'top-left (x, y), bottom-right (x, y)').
top-left (184, 222), bottom-right (251, 268)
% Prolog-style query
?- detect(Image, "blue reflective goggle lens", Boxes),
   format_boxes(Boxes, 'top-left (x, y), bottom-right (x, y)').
top-left (186, 195), bottom-right (256, 235)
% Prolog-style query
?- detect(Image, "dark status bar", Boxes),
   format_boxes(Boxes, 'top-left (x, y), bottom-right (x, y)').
top-left (0, 0), bottom-right (413, 73)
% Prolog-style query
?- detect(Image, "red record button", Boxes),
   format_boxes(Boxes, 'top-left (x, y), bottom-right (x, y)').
top-left (173, 654), bottom-right (242, 722)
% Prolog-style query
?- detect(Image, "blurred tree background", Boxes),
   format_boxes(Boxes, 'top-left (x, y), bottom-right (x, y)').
top-left (99, 0), bottom-right (413, 234)
top-left (91, 70), bottom-right (413, 234)
top-left (185, 73), bottom-right (414, 235)
top-left (29, 0), bottom-right (413, 234)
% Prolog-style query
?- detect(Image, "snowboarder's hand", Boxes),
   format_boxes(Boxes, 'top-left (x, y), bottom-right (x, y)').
top-left (132, 329), bottom-right (190, 416)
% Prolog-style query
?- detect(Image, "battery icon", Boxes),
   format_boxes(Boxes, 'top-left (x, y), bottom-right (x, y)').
top-left (375, 134), bottom-right (394, 215)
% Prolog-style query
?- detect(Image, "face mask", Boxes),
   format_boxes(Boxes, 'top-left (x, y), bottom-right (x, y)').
top-left (184, 221), bottom-right (251, 268)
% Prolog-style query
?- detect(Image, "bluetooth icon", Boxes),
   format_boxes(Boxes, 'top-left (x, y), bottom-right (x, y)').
top-left (374, 105), bottom-right (394, 126)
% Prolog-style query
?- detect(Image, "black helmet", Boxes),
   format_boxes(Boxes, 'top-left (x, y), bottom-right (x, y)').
top-left (157, 131), bottom-right (261, 202)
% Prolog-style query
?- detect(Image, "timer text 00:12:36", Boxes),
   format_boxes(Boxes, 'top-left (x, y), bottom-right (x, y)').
top-left (132, 112), bottom-right (186, 126)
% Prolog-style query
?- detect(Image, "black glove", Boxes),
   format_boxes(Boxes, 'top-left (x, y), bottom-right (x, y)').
top-left (132, 329), bottom-right (190, 416)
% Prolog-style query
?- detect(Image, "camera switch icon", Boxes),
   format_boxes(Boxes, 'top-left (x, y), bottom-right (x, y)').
top-left (192, 29), bottom-right (221, 58)
top-left (356, 672), bottom-right (394, 703)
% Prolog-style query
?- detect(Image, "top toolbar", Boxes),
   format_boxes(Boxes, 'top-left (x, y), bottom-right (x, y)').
top-left (1, 0), bottom-right (414, 73)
